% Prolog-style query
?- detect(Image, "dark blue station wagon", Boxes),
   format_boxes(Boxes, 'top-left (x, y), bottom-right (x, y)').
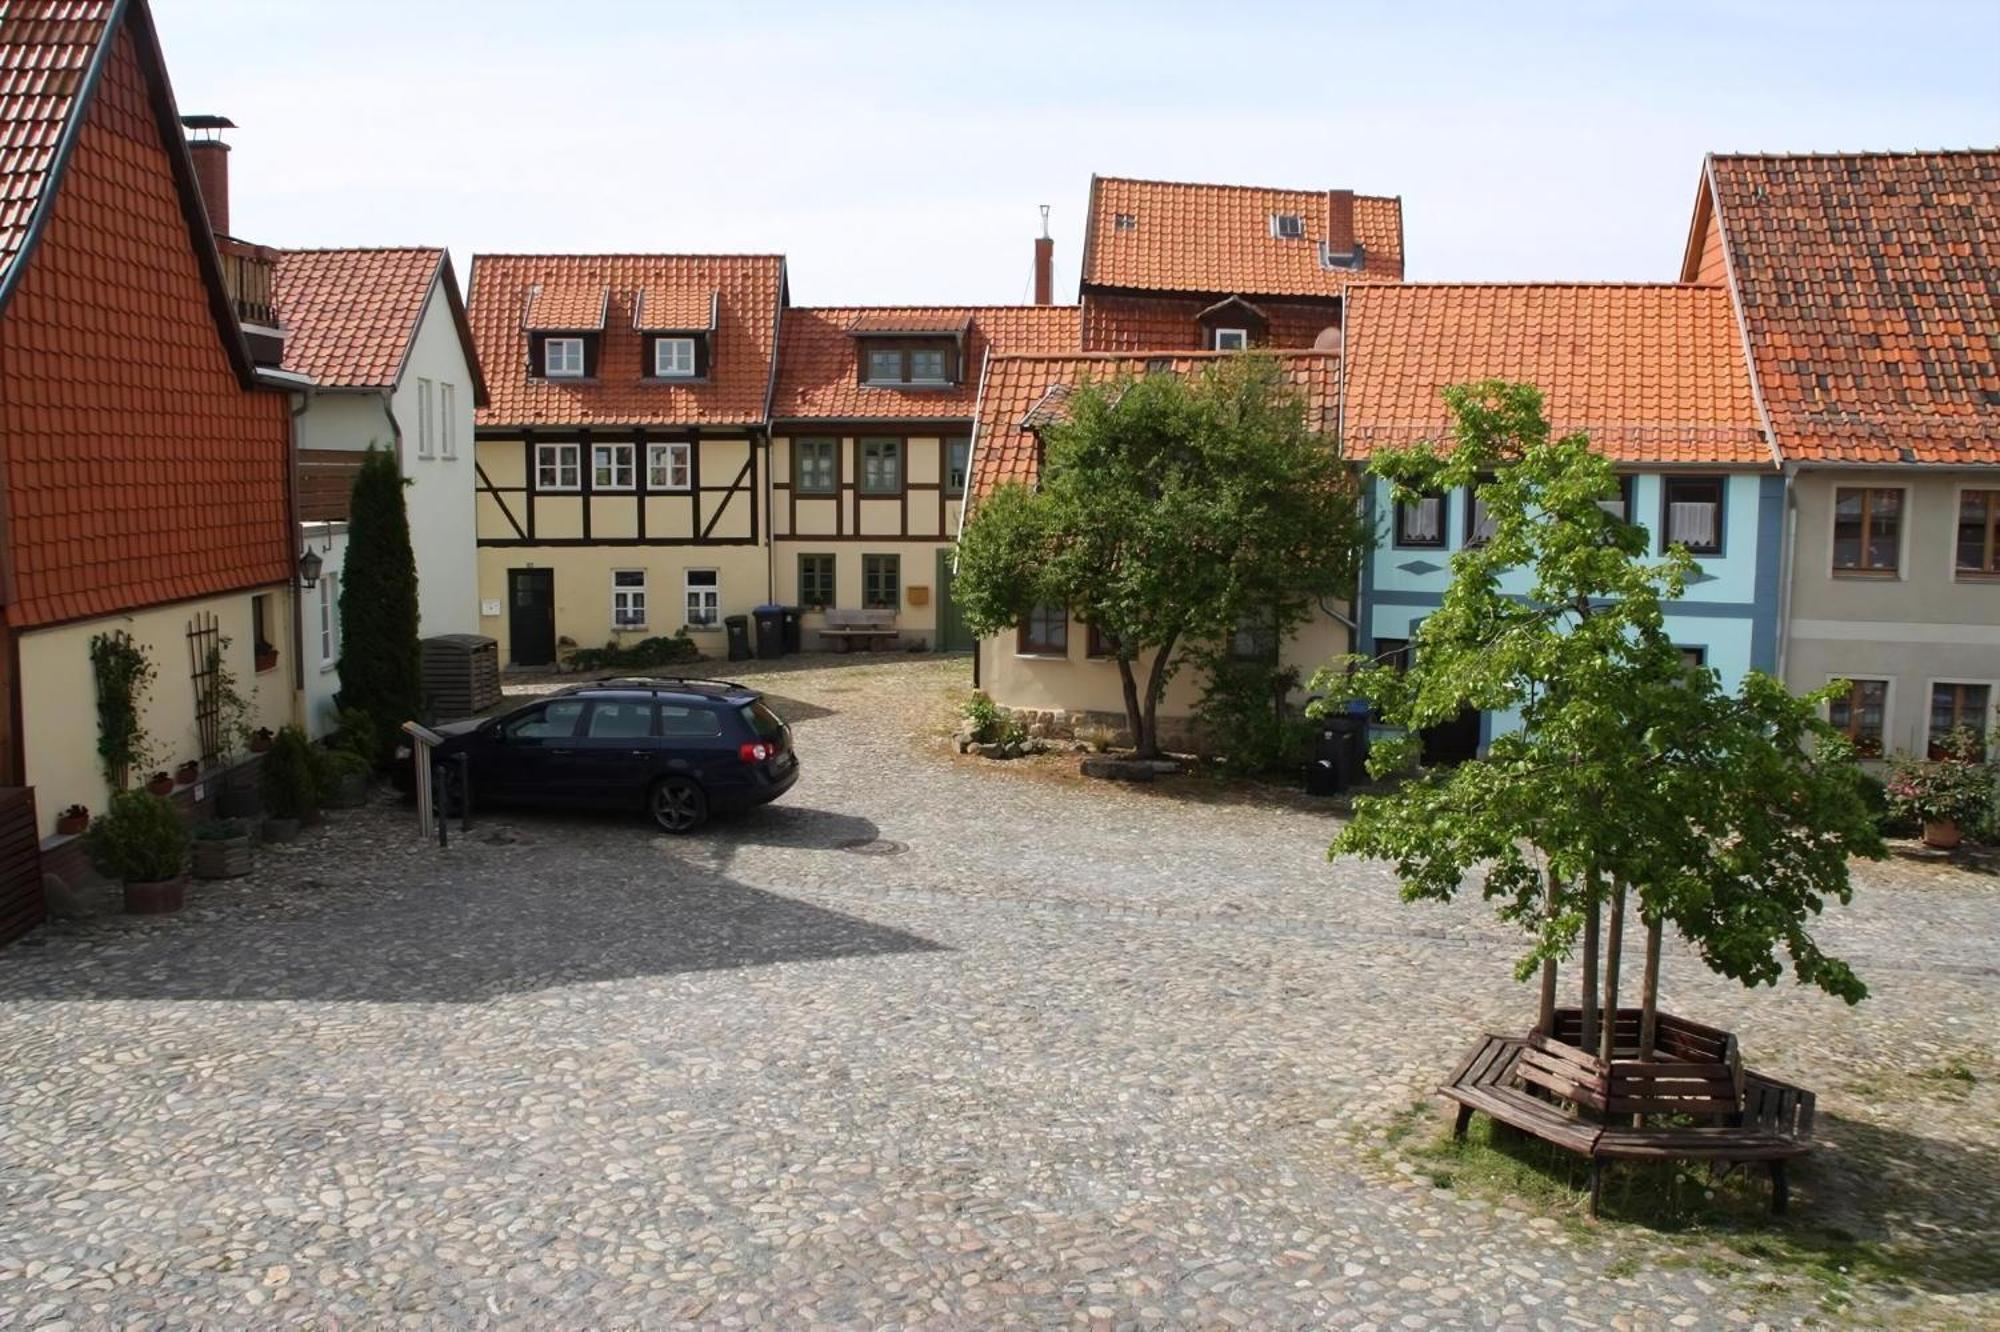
top-left (430, 678), bottom-right (798, 833)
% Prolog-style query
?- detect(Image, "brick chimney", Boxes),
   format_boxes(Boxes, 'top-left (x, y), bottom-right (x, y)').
top-left (181, 114), bottom-right (235, 237)
top-left (1326, 189), bottom-right (1355, 259)
top-left (1033, 204), bottom-right (1054, 306)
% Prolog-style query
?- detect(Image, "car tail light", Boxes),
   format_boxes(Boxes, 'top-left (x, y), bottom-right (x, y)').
top-left (739, 741), bottom-right (774, 764)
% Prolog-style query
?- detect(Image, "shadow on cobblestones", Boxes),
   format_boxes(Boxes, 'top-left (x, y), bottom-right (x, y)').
top-left (1802, 1111), bottom-right (2000, 1295)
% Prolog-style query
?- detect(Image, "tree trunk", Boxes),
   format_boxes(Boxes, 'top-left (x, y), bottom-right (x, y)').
top-left (1134, 630), bottom-right (1180, 759)
top-left (1537, 869), bottom-right (1559, 1036)
top-left (1114, 656), bottom-right (1145, 755)
top-left (1599, 880), bottom-right (1627, 1066)
top-left (1580, 882), bottom-right (1600, 1054)
top-left (1637, 913), bottom-right (1664, 1061)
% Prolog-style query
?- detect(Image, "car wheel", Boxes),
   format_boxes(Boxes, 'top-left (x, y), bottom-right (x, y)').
top-left (649, 776), bottom-right (708, 834)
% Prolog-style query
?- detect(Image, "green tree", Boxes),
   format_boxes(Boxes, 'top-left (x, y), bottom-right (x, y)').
top-left (1316, 381), bottom-right (1883, 1057)
top-left (338, 445), bottom-right (420, 764)
top-left (954, 354), bottom-right (1364, 758)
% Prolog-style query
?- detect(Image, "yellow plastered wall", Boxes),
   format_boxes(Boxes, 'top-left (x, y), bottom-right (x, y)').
top-left (770, 541), bottom-right (953, 642)
top-left (477, 545), bottom-right (772, 663)
top-left (20, 586), bottom-right (296, 836)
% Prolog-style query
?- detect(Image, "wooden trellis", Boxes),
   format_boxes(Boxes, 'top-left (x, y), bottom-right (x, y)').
top-left (187, 612), bottom-right (223, 763)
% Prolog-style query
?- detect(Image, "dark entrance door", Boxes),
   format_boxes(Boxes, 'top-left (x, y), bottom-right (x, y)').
top-left (934, 549), bottom-right (975, 652)
top-left (1420, 707), bottom-right (1482, 766)
top-left (507, 568), bottom-right (556, 666)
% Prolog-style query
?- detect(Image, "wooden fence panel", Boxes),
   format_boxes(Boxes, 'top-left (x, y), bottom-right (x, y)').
top-left (0, 787), bottom-right (43, 946)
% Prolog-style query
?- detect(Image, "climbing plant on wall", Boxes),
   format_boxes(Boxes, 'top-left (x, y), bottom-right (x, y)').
top-left (90, 631), bottom-right (157, 791)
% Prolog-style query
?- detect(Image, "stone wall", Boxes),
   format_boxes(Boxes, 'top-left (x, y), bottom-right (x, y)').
top-left (1000, 706), bottom-right (1204, 755)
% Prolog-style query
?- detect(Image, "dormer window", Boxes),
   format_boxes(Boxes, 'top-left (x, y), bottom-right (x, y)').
top-left (1213, 328), bottom-right (1249, 352)
top-left (859, 339), bottom-right (959, 387)
top-left (544, 337), bottom-right (585, 378)
top-left (1270, 213), bottom-right (1305, 239)
top-left (654, 337), bottom-right (697, 378)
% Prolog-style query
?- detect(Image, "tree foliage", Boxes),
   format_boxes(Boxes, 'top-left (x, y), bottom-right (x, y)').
top-left (953, 355), bottom-right (1364, 757)
top-left (338, 445), bottom-right (421, 763)
top-left (1315, 381), bottom-right (1884, 1007)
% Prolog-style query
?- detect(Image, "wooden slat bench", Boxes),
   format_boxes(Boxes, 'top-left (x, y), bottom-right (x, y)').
top-left (819, 607), bottom-right (899, 652)
top-left (1440, 1031), bottom-right (1815, 1216)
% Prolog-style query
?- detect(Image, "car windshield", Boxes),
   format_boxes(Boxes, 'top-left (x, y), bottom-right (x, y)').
top-left (740, 701), bottom-right (785, 742)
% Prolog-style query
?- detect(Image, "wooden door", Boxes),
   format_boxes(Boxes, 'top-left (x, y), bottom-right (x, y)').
top-left (934, 549), bottom-right (975, 653)
top-left (507, 568), bottom-right (556, 666)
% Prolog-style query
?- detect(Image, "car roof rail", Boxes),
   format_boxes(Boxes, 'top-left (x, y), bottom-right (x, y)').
top-left (592, 674), bottom-right (754, 693)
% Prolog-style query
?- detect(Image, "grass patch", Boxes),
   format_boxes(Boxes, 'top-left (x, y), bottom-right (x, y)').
top-left (1915, 1057), bottom-right (1978, 1092)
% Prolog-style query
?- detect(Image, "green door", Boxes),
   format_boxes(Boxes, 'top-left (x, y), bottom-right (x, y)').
top-left (935, 548), bottom-right (975, 652)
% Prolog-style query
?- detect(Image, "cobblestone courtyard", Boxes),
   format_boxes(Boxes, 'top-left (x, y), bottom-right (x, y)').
top-left (2, 656), bottom-right (1995, 1328)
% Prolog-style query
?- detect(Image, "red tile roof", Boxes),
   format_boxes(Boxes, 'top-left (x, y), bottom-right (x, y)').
top-left (1690, 151), bottom-right (2000, 465)
top-left (1081, 175), bottom-right (1403, 298)
top-left (0, 8), bottom-right (291, 628)
top-left (967, 351), bottom-right (1338, 506)
top-left (1080, 291), bottom-right (1346, 353)
top-left (0, 1), bottom-right (113, 293)
top-left (522, 281), bottom-right (608, 331)
top-left (469, 254), bottom-right (785, 428)
top-left (633, 286), bottom-right (715, 331)
top-left (1340, 283), bottom-right (1769, 465)
top-left (772, 304), bottom-right (1078, 422)
top-left (274, 246), bottom-right (486, 401)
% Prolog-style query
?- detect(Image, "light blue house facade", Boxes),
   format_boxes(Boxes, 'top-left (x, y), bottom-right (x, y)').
top-left (1339, 282), bottom-right (1781, 760)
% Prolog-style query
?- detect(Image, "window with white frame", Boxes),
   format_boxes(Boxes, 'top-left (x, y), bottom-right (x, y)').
top-left (612, 570), bottom-right (647, 630)
top-left (1213, 328), bottom-right (1249, 352)
top-left (593, 442), bottom-right (635, 490)
top-left (859, 438), bottom-right (902, 493)
top-left (318, 571), bottom-right (340, 666)
top-left (440, 382), bottom-right (457, 458)
top-left (647, 441), bottom-right (691, 490)
top-left (654, 337), bottom-right (696, 378)
top-left (945, 437), bottom-right (970, 497)
top-left (536, 442), bottom-right (580, 490)
top-left (416, 378), bottom-right (435, 458)
top-left (685, 569), bottom-right (720, 628)
top-left (543, 337), bottom-right (585, 378)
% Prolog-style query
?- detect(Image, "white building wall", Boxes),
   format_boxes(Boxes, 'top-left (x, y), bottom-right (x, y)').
top-left (389, 276), bottom-right (480, 637)
top-left (298, 526), bottom-right (351, 737)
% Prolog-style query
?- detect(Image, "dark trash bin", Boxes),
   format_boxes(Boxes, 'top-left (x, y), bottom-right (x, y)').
top-left (753, 604), bottom-right (786, 659)
top-left (1304, 706), bottom-right (1369, 796)
top-left (725, 614), bottom-right (752, 662)
top-left (781, 606), bottom-right (802, 654)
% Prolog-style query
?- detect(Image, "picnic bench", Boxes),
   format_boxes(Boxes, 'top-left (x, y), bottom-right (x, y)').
top-left (819, 607), bottom-right (899, 652)
top-left (1440, 1008), bottom-right (1816, 1216)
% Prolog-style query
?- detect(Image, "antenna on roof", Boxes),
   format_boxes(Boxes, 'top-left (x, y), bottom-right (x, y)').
top-left (1039, 204), bottom-right (1050, 240)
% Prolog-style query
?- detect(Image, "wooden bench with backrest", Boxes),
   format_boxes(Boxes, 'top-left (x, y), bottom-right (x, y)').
top-left (1440, 1010), bottom-right (1815, 1215)
top-left (819, 607), bottom-right (899, 652)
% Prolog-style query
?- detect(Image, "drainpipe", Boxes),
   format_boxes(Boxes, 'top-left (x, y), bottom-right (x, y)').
top-left (1777, 463), bottom-right (1798, 682)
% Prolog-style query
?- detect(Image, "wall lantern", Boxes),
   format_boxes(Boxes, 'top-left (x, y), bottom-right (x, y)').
top-left (297, 547), bottom-right (324, 590)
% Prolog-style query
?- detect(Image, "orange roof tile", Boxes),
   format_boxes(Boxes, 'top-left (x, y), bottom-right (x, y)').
top-left (1081, 175), bottom-right (1403, 298)
top-left (470, 254), bottom-right (785, 428)
top-left (0, 1), bottom-right (113, 293)
top-left (772, 304), bottom-right (1078, 422)
top-left (522, 281), bottom-right (608, 331)
top-left (1694, 151), bottom-right (2000, 466)
top-left (273, 246), bottom-right (459, 390)
top-left (633, 285), bottom-right (715, 331)
top-left (1340, 283), bottom-right (1769, 466)
top-left (967, 351), bottom-right (1338, 506)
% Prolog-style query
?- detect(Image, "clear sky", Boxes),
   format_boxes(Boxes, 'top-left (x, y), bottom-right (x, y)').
top-left (154, 0), bottom-right (2000, 305)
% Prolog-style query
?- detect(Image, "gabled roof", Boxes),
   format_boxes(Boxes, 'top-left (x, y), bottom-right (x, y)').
top-left (273, 246), bottom-right (488, 404)
top-left (1080, 174), bottom-right (1404, 298)
top-left (1686, 150), bottom-right (2000, 466)
top-left (1340, 283), bottom-right (1768, 465)
top-left (966, 350), bottom-right (1338, 507)
top-left (0, 0), bottom-right (256, 384)
top-left (468, 254), bottom-right (786, 428)
top-left (772, 304), bottom-right (1078, 423)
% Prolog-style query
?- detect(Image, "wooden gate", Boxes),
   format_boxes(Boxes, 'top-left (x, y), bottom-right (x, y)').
top-left (0, 787), bottom-right (43, 946)
top-left (934, 549), bottom-right (975, 653)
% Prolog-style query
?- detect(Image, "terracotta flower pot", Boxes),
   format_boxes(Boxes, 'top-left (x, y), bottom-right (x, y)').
top-left (249, 732), bottom-right (274, 753)
top-left (175, 763), bottom-right (200, 787)
top-left (55, 813), bottom-right (89, 836)
top-left (123, 875), bottom-right (187, 914)
top-left (145, 774), bottom-right (174, 797)
top-left (256, 650), bottom-right (279, 673)
top-left (1923, 819), bottom-right (1962, 850)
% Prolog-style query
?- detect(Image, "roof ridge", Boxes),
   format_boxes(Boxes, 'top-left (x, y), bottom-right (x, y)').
top-left (1708, 147), bottom-right (2000, 161)
top-left (277, 244), bottom-right (445, 255)
top-left (1092, 173), bottom-right (1400, 203)
top-left (1350, 280), bottom-right (1728, 292)
top-left (789, 303), bottom-right (1081, 314)
top-left (470, 252), bottom-right (787, 261)
top-left (986, 350), bottom-right (1338, 364)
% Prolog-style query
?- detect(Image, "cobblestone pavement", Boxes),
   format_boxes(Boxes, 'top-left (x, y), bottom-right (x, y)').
top-left (2, 655), bottom-right (1995, 1328)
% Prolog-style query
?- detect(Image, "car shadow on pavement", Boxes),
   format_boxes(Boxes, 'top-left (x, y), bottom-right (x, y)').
top-left (0, 821), bottom-right (944, 1006)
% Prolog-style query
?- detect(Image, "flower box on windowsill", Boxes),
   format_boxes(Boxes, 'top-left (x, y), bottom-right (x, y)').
top-left (255, 649), bottom-right (279, 673)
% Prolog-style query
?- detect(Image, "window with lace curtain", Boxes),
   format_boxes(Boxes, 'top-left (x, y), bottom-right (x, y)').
top-left (1394, 491), bottom-right (1445, 548)
top-left (1662, 476), bottom-right (1724, 554)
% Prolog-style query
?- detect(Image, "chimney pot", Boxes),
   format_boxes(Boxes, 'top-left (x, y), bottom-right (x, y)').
top-left (187, 137), bottom-right (230, 238)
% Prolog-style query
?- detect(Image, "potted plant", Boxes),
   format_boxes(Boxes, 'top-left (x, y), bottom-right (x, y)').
top-left (55, 803), bottom-right (90, 836)
top-left (259, 725), bottom-right (320, 842)
top-left (144, 770), bottom-right (175, 797)
top-left (316, 746), bottom-right (373, 810)
top-left (192, 818), bottom-right (253, 880)
top-left (175, 759), bottom-right (200, 787)
top-left (85, 790), bottom-right (191, 914)
top-left (249, 727), bottom-right (275, 754)
top-left (1886, 728), bottom-right (1995, 849)
top-left (254, 639), bottom-right (279, 673)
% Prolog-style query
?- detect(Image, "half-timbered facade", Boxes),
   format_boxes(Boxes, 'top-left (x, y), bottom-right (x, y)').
top-left (1078, 175), bottom-right (1403, 353)
top-left (467, 254), bottom-right (785, 665)
top-left (769, 305), bottom-right (1077, 648)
